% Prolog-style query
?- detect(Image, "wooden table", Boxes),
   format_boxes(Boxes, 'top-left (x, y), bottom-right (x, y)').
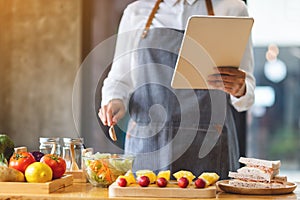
top-left (0, 182), bottom-right (298, 200)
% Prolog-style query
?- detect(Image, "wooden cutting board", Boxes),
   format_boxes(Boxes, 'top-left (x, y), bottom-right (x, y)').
top-left (0, 174), bottom-right (73, 194)
top-left (65, 170), bottom-right (87, 183)
top-left (109, 181), bottom-right (216, 198)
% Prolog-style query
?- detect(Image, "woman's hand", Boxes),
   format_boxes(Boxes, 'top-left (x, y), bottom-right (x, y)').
top-left (98, 99), bottom-right (125, 126)
top-left (207, 67), bottom-right (246, 98)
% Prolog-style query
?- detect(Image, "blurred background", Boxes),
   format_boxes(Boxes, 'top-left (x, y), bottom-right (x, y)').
top-left (246, 0), bottom-right (300, 177)
top-left (0, 0), bottom-right (299, 175)
top-left (0, 0), bottom-right (134, 153)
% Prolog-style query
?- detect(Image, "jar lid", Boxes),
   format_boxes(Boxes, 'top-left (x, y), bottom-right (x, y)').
top-left (63, 138), bottom-right (83, 144)
top-left (39, 137), bottom-right (59, 143)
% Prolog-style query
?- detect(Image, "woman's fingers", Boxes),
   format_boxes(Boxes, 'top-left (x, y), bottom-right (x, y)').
top-left (207, 67), bottom-right (246, 97)
top-left (106, 103), bottom-right (114, 126)
top-left (98, 104), bottom-right (113, 126)
top-left (98, 99), bottom-right (125, 126)
top-left (112, 108), bottom-right (125, 124)
top-left (98, 106), bottom-right (108, 126)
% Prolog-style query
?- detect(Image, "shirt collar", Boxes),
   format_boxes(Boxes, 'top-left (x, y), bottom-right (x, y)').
top-left (186, 0), bottom-right (198, 5)
top-left (164, 0), bottom-right (198, 7)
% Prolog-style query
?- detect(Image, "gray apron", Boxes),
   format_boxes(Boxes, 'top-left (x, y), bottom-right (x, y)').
top-left (124, 1), bottom-right (239, 179)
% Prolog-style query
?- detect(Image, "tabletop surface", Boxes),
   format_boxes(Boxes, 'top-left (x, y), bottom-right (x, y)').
top-left (0, 182), bottom-right (299, 200)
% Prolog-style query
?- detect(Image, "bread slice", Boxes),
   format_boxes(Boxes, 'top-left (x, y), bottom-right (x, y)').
top-left (239, 157), bottom-right (281, 169)
top-left (228, 179), bottom-right (284, 189)
top-left (238, 166), bottom-right (278, 179)
top-left (228, 171), bottom-right (272, 182)
top-left (238, 166), bottom-right (279, 175)
top-left (271, 175), bottom-right (287, 184)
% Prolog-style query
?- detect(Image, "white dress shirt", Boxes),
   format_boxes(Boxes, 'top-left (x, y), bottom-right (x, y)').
top-left (101, 0), bottom-right (255, 112)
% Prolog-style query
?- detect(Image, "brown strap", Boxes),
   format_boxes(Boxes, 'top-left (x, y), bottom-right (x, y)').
top-left (141, 0), bottom-right (163, 38)
top-left (142, 0), bottom-right (215, 38)
top-left (205, 0), bottom-right (215, 16)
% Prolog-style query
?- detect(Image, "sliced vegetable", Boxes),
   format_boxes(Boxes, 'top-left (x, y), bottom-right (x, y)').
top-left (83, 153), bottom-right (134, 187)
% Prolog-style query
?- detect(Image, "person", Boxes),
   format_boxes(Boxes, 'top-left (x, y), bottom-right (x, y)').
top-left (98, 0), bottom-right (255, 179)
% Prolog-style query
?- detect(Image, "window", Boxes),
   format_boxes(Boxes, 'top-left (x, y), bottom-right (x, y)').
top-left (247, 0), bottom-right (300, 181)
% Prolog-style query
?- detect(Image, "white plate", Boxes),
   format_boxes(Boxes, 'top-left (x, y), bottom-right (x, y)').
top-left (216, 180), bottom-right (297, 195)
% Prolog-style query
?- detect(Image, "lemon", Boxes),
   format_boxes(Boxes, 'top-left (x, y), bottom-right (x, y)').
top-left (173, 170), bottom-right (195, 184)
top-left (25, 162), bottom-right (53, 183)
top-left (198, 172), bottom-right (220, 186)
top-left (124, 170), bottom-right (136, 184)
top-left (136, 170), bottom-right (156, 183)
top-left (117, 170), bottom-right (136, 186)
top-left (157, 170), bottom-right (170, 181)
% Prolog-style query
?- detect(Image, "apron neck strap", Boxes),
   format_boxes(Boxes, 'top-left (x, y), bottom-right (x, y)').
top-left (141, 0), bottom-right (163, 38)
top-left (205, 0), bottom-right (215, 16)
top-left (141, 0), bottom-right (215, 38)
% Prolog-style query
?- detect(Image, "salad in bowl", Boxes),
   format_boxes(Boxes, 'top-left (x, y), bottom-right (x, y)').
top-left (83, 152), bottom-right (134, 187)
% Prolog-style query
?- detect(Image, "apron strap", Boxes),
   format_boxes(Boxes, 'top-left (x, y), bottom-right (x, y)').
top-left (141, 0), bottom-right (163, 38)
top-left (141, 0), bottom-right (215, 38)
top-left (205, 0), bottom-right (215, 16)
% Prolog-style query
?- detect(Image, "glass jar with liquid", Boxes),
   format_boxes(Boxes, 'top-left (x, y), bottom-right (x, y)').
top-left (39, 137), bottom-right (61, 156)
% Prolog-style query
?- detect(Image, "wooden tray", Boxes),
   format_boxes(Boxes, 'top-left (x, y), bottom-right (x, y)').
top-left (109, 181), bottom-right (216, 198)
top-left (0, 174), bottom-right (73, 194)
top-left (217, 180), bottom-right (297, 195)
top-left (65, 170), bottom-right (87, 183)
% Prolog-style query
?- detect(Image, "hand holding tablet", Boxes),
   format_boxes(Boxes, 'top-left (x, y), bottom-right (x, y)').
top-left (171, 16), bottom-right (254, 90)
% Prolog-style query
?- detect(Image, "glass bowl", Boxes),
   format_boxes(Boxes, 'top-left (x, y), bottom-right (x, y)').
top-left (82, 153), bottom-right (134, 187)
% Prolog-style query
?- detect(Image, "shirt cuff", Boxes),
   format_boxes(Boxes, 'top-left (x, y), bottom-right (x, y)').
top-left (230, 81), bottom-right (255, 112)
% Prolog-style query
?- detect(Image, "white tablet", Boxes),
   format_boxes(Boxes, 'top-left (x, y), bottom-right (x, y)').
top-left (171, 16), bottom-right (254, 89)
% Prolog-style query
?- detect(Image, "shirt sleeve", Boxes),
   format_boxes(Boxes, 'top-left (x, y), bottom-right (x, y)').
top-left (228, 1), bottom-right (256, 112)
top-left (101, 6), bottom-right (137, 110)
top-left (230, 35), bottom-right (256, 112)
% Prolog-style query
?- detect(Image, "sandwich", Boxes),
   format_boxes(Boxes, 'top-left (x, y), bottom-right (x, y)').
top-left (228, 157), bottom-right (287, 189)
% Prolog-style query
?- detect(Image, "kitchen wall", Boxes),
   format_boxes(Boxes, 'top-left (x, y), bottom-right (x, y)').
top-left (0, 0), bottom-right (81, 150)
top-left (0, 0), bottom-right (135, 153)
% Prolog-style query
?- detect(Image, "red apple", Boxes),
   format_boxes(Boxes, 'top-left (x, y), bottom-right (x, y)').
top-left (178, 177), bottom-right (189, 188)
top-left (194, 178), bottom-right (206, 188)
top-left (138, 176), bottom-right (150, 187)
top-left (117, 177), bottom-right (127, 187)
top-left (156, 177), bottom-right (168, 187)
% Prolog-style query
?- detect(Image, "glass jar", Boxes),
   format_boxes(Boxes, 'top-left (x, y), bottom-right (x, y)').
top-left (39, 137), bottom-right (61, 156)
top-left (62, 138), bottom-right (84, 170)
